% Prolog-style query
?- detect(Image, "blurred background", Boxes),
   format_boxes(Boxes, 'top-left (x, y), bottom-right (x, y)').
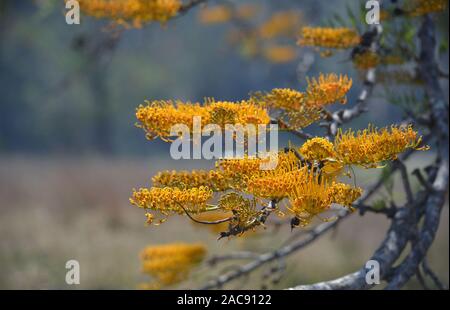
top-left (0, 0), bottom-right (448, 289)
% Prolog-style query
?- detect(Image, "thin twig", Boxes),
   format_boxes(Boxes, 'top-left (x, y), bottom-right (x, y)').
top-left (179, 0), bottom-right (208, 14)
top-left (412, 168), bottom-right (435, 192)
top-left (207, 252), bottom-right (261, 266)
top-left (395, 159), bottom-right (414, 205)
top-left (325, 25), bottom-right (382, 138)
top-left (422, 258), bottom-right (448, 290)
top-left (178, 203), bottom-right (233, 225)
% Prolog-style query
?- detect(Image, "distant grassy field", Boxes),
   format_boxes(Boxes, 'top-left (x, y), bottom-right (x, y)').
top-left (0, 155), bottom-right (447, 289)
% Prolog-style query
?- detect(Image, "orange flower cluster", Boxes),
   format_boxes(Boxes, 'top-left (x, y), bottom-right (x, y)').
top-left (235, 4), bottom-right (261, 21)
top-left (353, 51), bottom-right (381, 70)
top-left (261, 88), bottom-right (307, 111)
top-left (306, 73), bottom-right (352, 106)
top-left (299, 126), bottom-right (427, 169)
top-left (298, 27), bottom-right (360, 49)
top-left (152, 169), bottom-right (231, 191)
top-left (299, 137), bottom-right (336, 161)
top-left (77, 0), bottom-right (181, 27)
top-left (131, 124), bottom-right (427, 230)
top-left (247, 168), bottom-right (308, 199)
top-left (217, 193), bottom-right (262, 231)
top-left (257, 73), bottom-right (352, 129)
top-left (334, 125), bottom-right (428, 167)
top-left (404, 0), bottom-right (448, 16)
top-left (262, 45), bottom-right (297, 64)
top-left (288, 177), bottom-right (362, 226)
top-left (378, 69), bottom-right (422, 85)
top-left (258, 11), bottom-right (303, 39)
top-left (353, 52), bottom-right (407, 70)
top-left (135, 100), bottom-right (207, 141)
top-left (140, 243), bottom-right (206, 288)
top-left (197, 5), bottom-right (232, 24)
top-left (197, 4), bottom-right (260, 24)
top-left (130, 186), bottom-right (213, 224)
top-left (199, 7), bottom-right (301, 64)
top-left (135, 99), bottom-right (270, 141)
top-left (207, 100), bottom-right (270, 128)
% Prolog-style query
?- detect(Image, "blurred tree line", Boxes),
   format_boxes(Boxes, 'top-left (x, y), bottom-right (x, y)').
top-left (0, 0), bottom-right (447, 155)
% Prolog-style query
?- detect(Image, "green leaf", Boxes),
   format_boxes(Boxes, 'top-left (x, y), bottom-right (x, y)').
top-left (346, 3), bottom-right (357, 29)
top-left (333, 13), bottom-right (347, 27)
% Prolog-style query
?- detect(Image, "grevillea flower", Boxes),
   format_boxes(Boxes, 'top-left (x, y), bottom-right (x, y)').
top-left (287, 175), bottom-right (332, 227)
top-left (381, 55), bottom-right (405, 66)
top-left (299, 137), bottom-right (336, 161)
top-left (353, 51), bottom-right (381, 70)
top-left (216, 150), bottom-right (299, 188)
top-left (379, 9), bottom-right (392, 21)
top-left (298, 137), bottom-right (344, 180)
top-left (327, 182), bottom-right (362, 207)
top-left (135, 99), bottom-right (270, 141)
top-left (216, 155), bottom-right (269, 179)
top-left (258, 11), bottom-right (302, 39)
top-left (135, 100), bottom-right (208, 141)
top-left (235, 4), bottom-right (260, 21)
top-left (284, 109), bottom-right (324, 129)
top-left (246, 167), bottom-right (308, 199)
top-left (354, 53), bottom-right (404, 70)
top-left (214, 158), bottom-right (263, 190)
top-left (320, 159), bottom-right (345, 181)
top-left (130, 186), bottom-right (213, 223)
top-left (258, 87), bottom-right (322, 128)
top-left (241, 150), bottom-right (303, 199)
top-left (264, 74), bottom-right (352, 109)
top-left (218, 193), bottom-right (261, 232)
top-left (152, 169), bottom-right (232, 191)
top-left (298, 27), bottom-right (360, 49)
top-left (206, 99), bottom-right (270, 128)
top-left (287, 176), bottom-right (361, 226)
top-left (262, 45), bottom-right (297, 64)
top-left (275, 150), bottom-right (303, 171)
top-left (256, 74), bottom-right (351, 129)
top-left (243, 151), bottom-right (309, 200)
top-left (378, 69), bottom-right (422, 85)
top-left (197, 3), bottom-right (259, 25)
top-left (197, 5), bottom-right (232, 24)
top-left (140, 243), bottom-right (206, 288)
top-left (334, 125), bottom-right (428, 167)
top-left (77, 0), bottom-right (182, 27)
top-left (306, 73), bottom-right (352, 106)
top-left (262, 88), bottom-right (306, 111)
top-left (404, 0), bottom-right (448, 16)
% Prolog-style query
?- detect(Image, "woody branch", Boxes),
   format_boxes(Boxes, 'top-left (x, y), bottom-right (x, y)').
top-left (289, 15), bottom-right (448, 290)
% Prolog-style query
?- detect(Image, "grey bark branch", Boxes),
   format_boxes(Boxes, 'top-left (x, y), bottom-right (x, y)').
top-left (289, 15), bottom-right (449, 291)
top-left (422, 258), bottom-right (448, 290)
top-left (396, 159), bottom-right (414, 205)
top-left (325, 25), bottom-right (382, 138)
top-left (385, 15), bottom-right (449, 289)
top-left (200, 210), bottom-right (351, 289)
top-left (207, 252), bottom-right (260, 265)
